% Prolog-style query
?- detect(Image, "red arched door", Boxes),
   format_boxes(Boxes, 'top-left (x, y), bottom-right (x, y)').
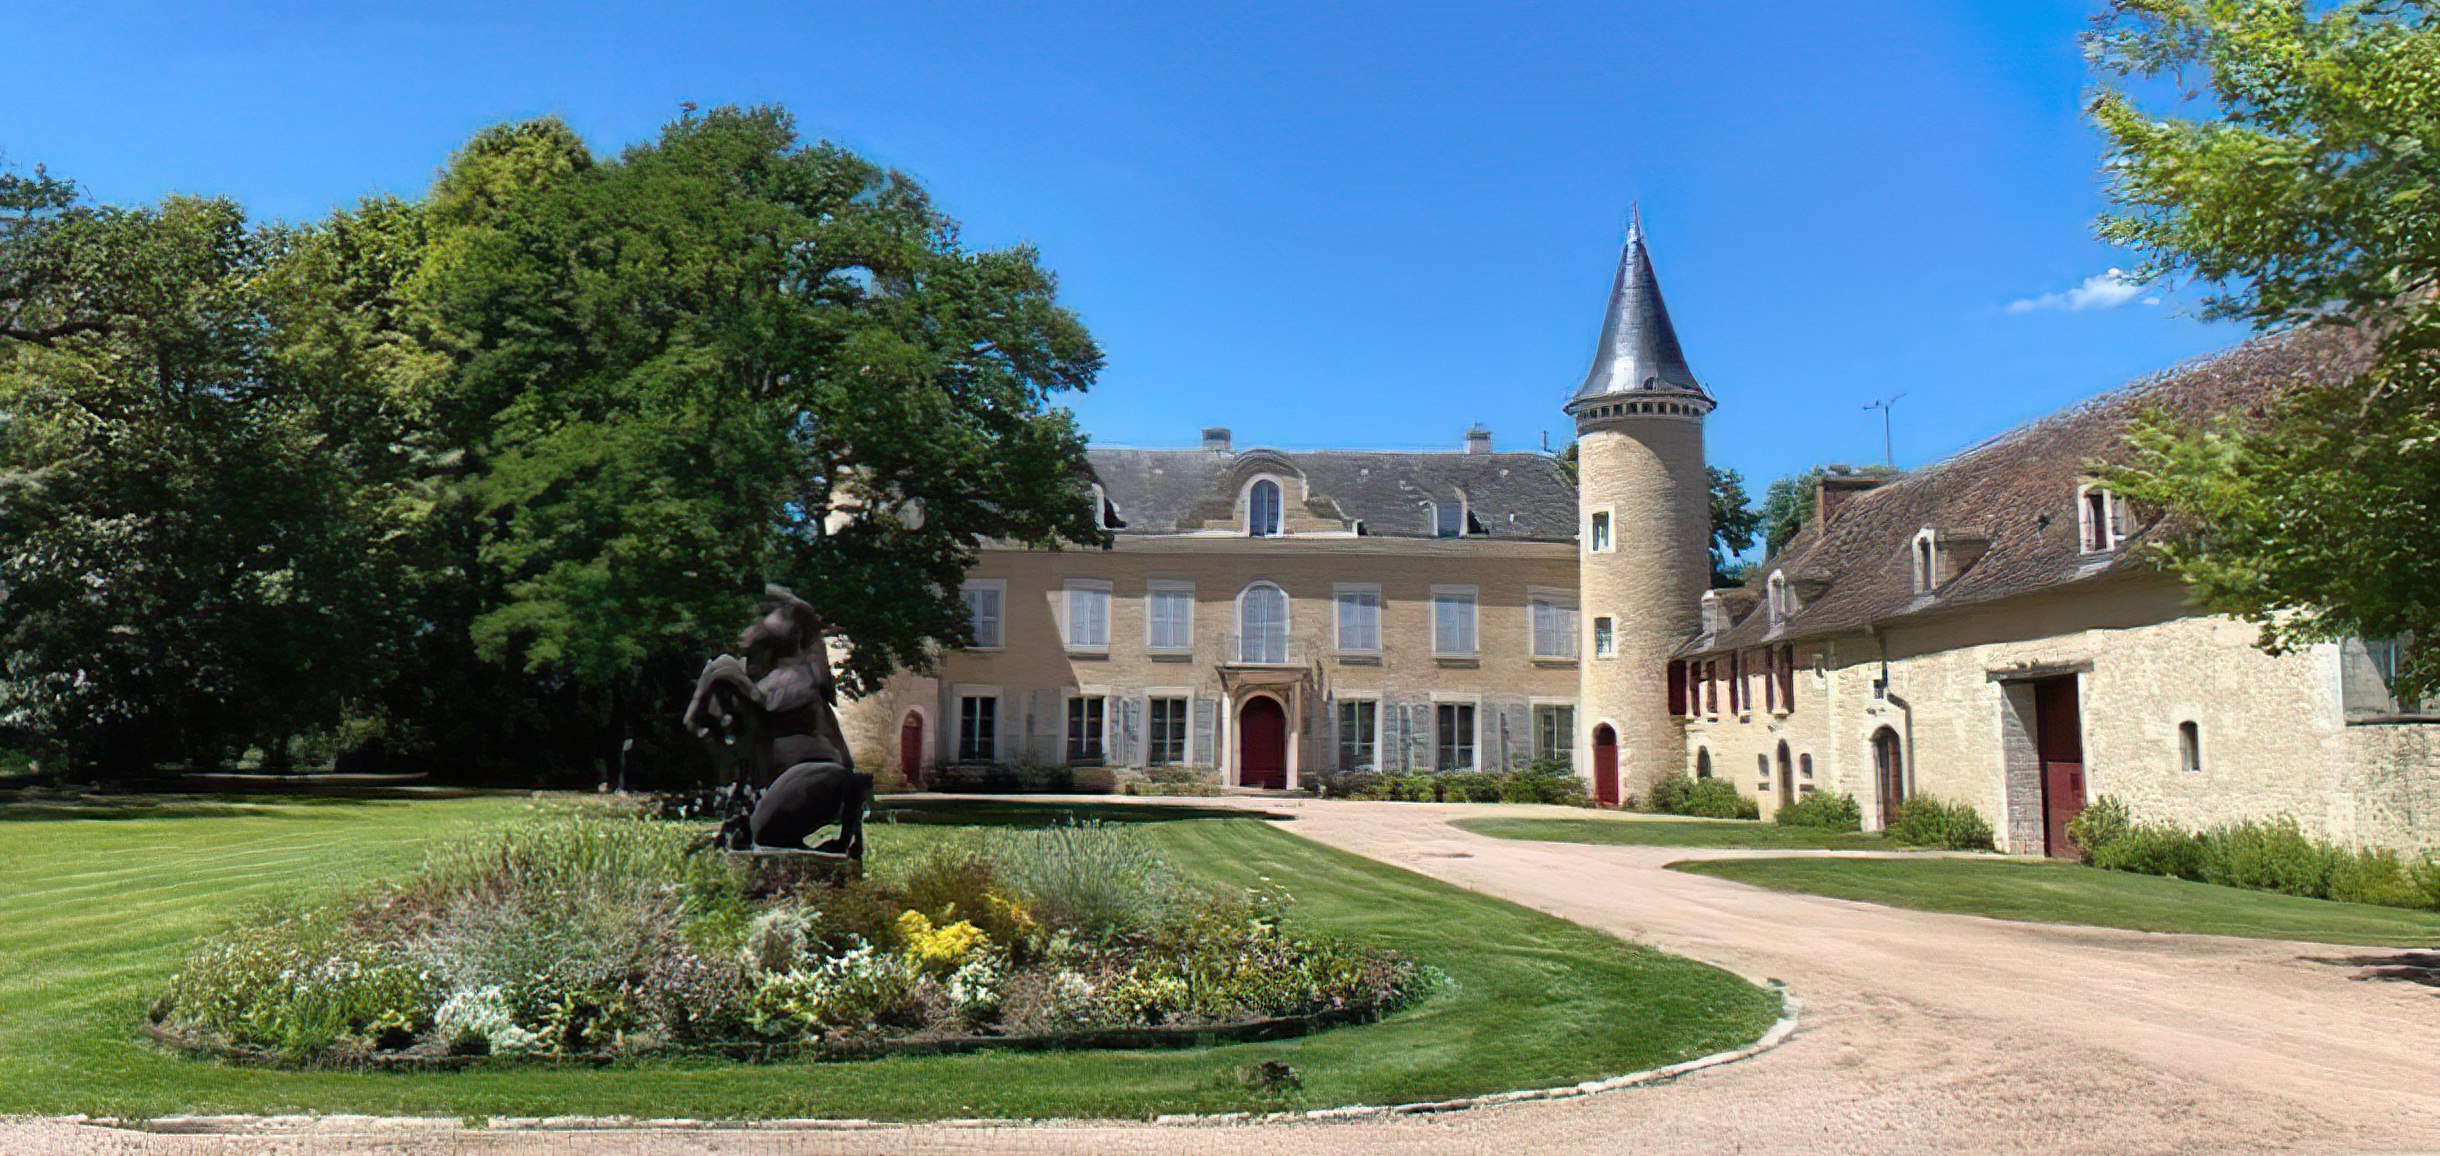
top-left (1591, 724), bottom-right (1619, 806)
top-left (899, 712), bottom-right (925, 789)
top-left (1238, 696), bottom-right (1287, 789)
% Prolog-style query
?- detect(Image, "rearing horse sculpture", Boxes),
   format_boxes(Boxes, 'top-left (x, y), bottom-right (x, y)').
top-left (682, 586), bottom-right (871, 857)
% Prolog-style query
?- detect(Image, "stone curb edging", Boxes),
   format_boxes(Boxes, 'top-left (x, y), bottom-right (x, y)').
top-left (49, 992), bottom-right (1799, 1137)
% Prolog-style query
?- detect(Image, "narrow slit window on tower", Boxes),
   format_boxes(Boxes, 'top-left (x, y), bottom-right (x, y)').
top-left (1589, 510), bottom-right (1612, 553)
top-left (1592, 616), bottom-right (1615, 659)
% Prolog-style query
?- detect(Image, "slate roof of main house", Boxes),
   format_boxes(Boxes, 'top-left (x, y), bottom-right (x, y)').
top-left (1085, 446), bottom-right (1580, 541)
top-left (1679, 324), bottom-right (2379, 658)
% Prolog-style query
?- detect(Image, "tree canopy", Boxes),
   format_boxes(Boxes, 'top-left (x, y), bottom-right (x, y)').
top-left (2088, 0), bottom-right (2440, 700)
top-left (0, 106), bottom-right (1107, 778)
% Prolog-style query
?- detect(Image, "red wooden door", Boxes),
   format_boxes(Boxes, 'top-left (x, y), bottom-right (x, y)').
top-left (899, 712), bottom-right (924, 790)
top-left (1591, 725), bottom-right (1619, 807)
top-left (1238, 697), bottom-right (1287, 789)
top-left (2034, 677), bottom-right (2086, 859)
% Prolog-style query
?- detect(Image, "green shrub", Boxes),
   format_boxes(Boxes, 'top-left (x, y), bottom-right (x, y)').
top-left (1681, 778), bottom-right (1760, 820)
top-left (1307, 768), bottom-right (1382, 799)
top-left (2090, 823), bottom-right (2207, 879)
top-left (2075, 800), bottom-right (2440, 912)
top-left (1444, 772), bottom-right (1505, 803)
top-left (1129, 765), bottom-right (1221, 797)
top-left (1643, 773), bottom-right (1695, 815)
top-left (989, 821), bottom-right (1176, 942)
top-left (1775, 791), bottom-right (1861, 831)
top-left (1885, 797), bottom-right (1994, 850)
top-left (2065, 797), bottom-right (2132, 864)
top-left (1500, 761), bottom-right (1590, 806)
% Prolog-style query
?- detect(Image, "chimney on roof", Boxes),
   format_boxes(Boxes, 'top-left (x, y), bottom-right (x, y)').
top-left (1201, 427), bottom-right (1232, 453)
top-left (1815, 467), bottom-right (1887, 527)
top-left (1464, 424), bottom-right (1492, 454)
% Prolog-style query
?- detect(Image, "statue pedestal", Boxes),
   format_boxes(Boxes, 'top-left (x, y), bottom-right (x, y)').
top-left (723, 846), bottom-right (860, 893)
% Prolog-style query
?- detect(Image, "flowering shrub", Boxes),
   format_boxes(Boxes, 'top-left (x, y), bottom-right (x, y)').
top-left (151, 803), bottom-right (1429, 1065)
top-left (896, 909), bottom-right (990, 973)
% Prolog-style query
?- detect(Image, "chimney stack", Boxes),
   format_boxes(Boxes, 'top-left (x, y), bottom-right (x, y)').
top-left (1464, 424), bottom-right (1493, 454)
top-left (1815, 467), bottom-right (1888, 526)
top-left (1201, 427), bottom-right (1232, 453)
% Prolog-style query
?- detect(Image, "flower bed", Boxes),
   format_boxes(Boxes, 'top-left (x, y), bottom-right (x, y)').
top-left (147, 805), bottom-right (1430, 1067)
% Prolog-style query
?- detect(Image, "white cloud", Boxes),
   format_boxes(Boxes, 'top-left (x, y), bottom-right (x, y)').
top-left (2006, 268), bottom-right (2150, 314)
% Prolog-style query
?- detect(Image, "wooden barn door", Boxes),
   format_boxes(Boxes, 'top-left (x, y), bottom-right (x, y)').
top-left (2034, 677), bottom-right (2087, 859)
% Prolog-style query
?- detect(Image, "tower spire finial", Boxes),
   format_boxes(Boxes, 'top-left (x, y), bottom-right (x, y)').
top-left (1569, 210), bottom-right (1707, 406)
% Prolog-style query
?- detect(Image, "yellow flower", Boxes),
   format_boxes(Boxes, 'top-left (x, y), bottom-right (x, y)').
top-left (898, 910), bottom-right (990, 973)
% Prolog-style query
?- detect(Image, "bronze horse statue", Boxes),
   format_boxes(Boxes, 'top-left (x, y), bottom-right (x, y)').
top-left (683, 586), bottom-right (871, 857)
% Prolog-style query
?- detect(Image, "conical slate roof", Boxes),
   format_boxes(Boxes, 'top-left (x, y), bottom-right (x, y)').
top-left (1570, 210), bottom-right (1705, 403)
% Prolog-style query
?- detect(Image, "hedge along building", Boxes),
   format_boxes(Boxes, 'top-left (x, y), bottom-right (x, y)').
top-left (1670, 325), bottom-right (2440, 855)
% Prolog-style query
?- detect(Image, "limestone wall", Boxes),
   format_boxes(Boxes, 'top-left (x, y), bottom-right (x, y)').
top-left (836, 535), bottom-right (1582, 788)
top-left (1680, 575), bottom-right (2440, 851)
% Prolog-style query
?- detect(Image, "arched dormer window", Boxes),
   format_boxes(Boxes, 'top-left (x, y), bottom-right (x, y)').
top-left (1431, 499), bottom-right (1463, 539)
top-left (1246, 478), bottom-right (1282, 538)
top-left (1766, 570), bottom-right (1792, 627)
top-left (1236, 581), bottom-right (1290, 664)
top-left (1912, 528), bottom-right (1937, 594)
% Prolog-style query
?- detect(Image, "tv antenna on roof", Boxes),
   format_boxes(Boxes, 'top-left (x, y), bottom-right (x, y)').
top-left (1863, 393), bottom-right (1907, 466)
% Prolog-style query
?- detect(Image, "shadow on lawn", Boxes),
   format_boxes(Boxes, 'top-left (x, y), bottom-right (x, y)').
top-left (873, 798), bottom-right (1289, 827)
top-left (0, 788), bottom-right (501, 823)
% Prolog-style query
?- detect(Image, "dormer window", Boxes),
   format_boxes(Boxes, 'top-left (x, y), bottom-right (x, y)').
top-left (1766, 570), bottom-right (1793, 627)
top-left (1912, 529), bottom-right (1937, 594)
top-left (1091, 482), bottom-right (1124, 531)
top-left (1432, 500), bottom-right (1463, 539)
top-left (1246, 478), bottom-right (1282, 538)
top-left (2078, 484), bottom-right (2131, 554)
top-left (1700, 590), bottom-right (1722, 635)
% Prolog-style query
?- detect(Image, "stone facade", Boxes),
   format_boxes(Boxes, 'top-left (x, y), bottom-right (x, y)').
top-left (842, 534), bottom-right (1582, 788)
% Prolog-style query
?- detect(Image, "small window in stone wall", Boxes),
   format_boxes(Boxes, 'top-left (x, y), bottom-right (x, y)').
top-left (2178, 720), bottom-right (2202, 773)
top-left (1799, 753), bottom-right (1813, 779)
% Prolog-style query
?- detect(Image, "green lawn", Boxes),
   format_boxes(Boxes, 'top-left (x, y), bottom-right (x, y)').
top-left (1673, 856), bottom-right (2440, 947)
top-left (0, 793), bottom-right (1779, 1121)
top-left (1458, 814), bottom-right (1896, 851)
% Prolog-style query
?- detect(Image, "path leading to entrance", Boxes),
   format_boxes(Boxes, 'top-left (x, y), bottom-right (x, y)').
top-left (16, 798), bottom-right (2440, 1154)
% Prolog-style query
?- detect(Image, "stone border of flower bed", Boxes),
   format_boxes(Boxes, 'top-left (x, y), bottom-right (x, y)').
top-left (142, 1005), bottom-right (1381, 1070)
top-left (93, 991), bottom-right (1798, 1135)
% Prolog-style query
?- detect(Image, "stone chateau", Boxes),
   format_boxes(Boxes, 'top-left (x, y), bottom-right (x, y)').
top-left (842, 220), bottom-right (2440, 855)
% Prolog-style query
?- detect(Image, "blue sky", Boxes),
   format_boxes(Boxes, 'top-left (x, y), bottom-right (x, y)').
top-left (3, 0), bottom-right (2240, 489)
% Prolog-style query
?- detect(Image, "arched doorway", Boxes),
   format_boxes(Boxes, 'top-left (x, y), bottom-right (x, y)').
top-left (1591, 724), bottom-right (1619, 806)
top-left (1775, 741), bottom-right (1795, 811)
top-left (1237, 696), bottom-right (1287, 789)
top-left (899, 712), bottom-right (925, 789)
top-left (1872, 726), bottom-right (1905, 827)
top-left (1695, 746), bottom-right (1713, 779)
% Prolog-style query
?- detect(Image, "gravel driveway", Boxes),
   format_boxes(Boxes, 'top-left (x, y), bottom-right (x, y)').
top-left (17, 797), bottom-right (2440, 1154)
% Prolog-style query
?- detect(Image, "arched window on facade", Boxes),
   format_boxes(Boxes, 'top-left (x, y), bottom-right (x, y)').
top-left (1695, 747), bottom-right (1712, 779)
top-left (1237, 581), bottom-right (1289, 664)
top-left (2178, 720), bottom-right (2202, 773)
top-left (1247, 479), bottom-right (1282, 537)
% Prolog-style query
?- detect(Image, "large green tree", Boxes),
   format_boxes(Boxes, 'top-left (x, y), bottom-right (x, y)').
top-left (0, 186), bottom-right (389, 773)
top-left (417, 108), bottom-right (1105, 706)
top-left (2088, 0), bottom-right (2440, 699)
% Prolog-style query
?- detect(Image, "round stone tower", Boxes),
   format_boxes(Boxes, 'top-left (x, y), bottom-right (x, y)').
top-left (1568, 211), bottom-right (1713, 802)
